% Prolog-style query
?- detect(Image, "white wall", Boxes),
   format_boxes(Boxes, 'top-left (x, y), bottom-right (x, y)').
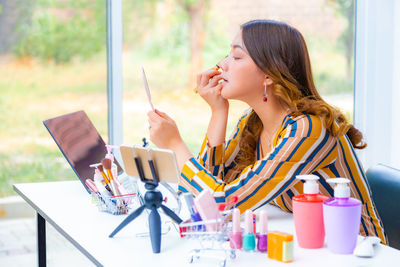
top-left (354, 0), bottom-right (400, 170)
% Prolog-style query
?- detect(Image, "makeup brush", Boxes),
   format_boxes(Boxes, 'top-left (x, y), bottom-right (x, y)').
top-left (102, 158), bottom-right (125, 195)
top-left (90, 164), bottom-right (111, 193)
top-left (101, 158), bottom-right (126, 210)
top-left (101, 158), bottom-right (117, 197)
top-left (101, 158), bottom-right (114, 182)
top-left (96, 165), bottom-right (110, 184)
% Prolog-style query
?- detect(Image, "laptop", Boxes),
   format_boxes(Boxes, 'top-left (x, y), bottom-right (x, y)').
top-left (43, 110), bottom-right (123, 194)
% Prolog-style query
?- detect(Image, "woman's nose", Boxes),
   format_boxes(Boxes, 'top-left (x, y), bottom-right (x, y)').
top-left (218, 55), bottom-right (229, 71)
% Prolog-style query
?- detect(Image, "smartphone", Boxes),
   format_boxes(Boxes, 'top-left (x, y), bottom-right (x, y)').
top-left (120, 145), bottom-right (180, 184)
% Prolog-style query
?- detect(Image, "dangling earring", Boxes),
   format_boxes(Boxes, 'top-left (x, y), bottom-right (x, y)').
top-left (263, 82), bottom-right (268, 102)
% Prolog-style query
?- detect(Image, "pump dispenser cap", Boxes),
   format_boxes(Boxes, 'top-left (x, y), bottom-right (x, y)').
top-left (296, 174), bottom-right (320, 194)
top-left (327, 178), bottom-right (351, 198)
top-left (105, 145), bottom-right (118, 161)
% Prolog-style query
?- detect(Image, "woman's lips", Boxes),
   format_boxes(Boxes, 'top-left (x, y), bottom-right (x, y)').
top-left (218, 76), bottom-right (228, 85)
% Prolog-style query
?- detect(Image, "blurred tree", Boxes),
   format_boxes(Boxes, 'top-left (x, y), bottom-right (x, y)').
top-left (122, 0), bottom-right (161, 48)
top-left (328, 0), bottom-right (354, 82)
top-left (0, 0), bottom-right (36, 55)
top-left (178, 0), bottom-right (211, 88)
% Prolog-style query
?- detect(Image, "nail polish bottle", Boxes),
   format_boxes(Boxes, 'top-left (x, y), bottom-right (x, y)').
top-left (230, 208), bottom-right (242, 249)
top-left (242, 210), bottom-right (256, 251)
top-left (257, 210), bottom-right (268, 252)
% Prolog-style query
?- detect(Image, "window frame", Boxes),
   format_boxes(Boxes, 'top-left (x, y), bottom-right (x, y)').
top-left (106, 0), bottom-right (123, 152)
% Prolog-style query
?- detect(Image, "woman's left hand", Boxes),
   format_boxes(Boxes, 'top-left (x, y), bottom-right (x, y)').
top-left (147, 109), bottom-right (183, 150)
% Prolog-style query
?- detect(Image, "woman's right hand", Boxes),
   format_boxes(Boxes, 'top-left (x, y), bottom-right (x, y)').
top-left (196, 68), bottom-right (229, 112)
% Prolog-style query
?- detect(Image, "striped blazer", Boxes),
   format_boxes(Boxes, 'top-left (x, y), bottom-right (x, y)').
top-left (178, 109), bottom-right (387, 244)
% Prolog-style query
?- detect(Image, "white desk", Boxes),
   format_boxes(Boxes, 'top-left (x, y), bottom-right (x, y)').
top-left (14, 181), bottom-right (400, 267)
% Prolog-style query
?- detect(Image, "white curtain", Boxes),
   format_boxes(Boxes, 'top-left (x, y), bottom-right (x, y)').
top-left (354, 0), bottom-right (400, 170)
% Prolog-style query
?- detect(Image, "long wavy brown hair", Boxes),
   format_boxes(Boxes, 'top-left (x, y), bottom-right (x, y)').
top-left (230, 20), bottom-right (366, 178)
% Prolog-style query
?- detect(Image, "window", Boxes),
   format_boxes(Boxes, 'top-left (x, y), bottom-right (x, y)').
top-left (354, 0), bottom-right (400, 169)
top-left (0, 0), bottom-right (108, 196)
top-left (120, 0), bottom-right (355, 154)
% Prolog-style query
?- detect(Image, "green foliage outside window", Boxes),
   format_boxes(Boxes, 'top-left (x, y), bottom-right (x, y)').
top-left (13, 0), bottom-right (106, 63)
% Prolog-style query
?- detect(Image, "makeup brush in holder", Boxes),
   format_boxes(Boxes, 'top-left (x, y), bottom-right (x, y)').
top-left (108, 153), bottom-right (182, 253)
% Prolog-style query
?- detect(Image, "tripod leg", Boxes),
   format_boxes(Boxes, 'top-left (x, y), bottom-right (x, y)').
top-left (149, 206), bottom-right (161, 253)
top-left (109, 205), bottom-right (146, 238)
top-left (160, 204), bottom-right (183, 224)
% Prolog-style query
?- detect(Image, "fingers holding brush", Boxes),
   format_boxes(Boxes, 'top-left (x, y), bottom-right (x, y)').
top-left (194, 67), bottom-right (221, 93)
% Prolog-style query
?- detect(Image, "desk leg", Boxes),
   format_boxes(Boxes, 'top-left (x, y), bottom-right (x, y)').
top-left (37, 212), bottom-right (46, 267)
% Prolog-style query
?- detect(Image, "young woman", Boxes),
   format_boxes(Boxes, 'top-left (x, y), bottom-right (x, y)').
top-left (147, 20), bottom-right (387, 243)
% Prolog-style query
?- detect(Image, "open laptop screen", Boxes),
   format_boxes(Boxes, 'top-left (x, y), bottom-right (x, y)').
top-left (43, 110), bottom-right (122, 193)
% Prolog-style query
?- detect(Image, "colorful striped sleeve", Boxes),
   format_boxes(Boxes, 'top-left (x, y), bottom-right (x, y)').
top-left (179, 115), bottom-right (338, 213)
top-left (191, 109), bottom-right (252, 181)
top-left (195, 136), bottom-right (226, 180)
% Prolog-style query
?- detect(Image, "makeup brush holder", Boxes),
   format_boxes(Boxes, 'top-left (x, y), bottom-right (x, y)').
top-left (92, 192), bottom-right (139, 215)
top-left (91, 176), bottom-right (140, 215)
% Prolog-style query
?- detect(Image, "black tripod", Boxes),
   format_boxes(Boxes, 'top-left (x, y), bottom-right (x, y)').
top-left (109, 151), bottom-right (182, 253)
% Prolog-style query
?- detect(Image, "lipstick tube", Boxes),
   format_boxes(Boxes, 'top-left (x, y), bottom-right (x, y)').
top-left (243, 209), bottom-right (256, 251)
top-left (230, 208), bottom-right (242, 249)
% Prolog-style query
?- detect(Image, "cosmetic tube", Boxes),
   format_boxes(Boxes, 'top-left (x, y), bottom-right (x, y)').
top-left (194, 190), bottom-right (221, 231)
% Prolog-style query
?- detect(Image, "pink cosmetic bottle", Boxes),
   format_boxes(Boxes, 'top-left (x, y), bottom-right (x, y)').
top-left (323, 178), bottom-right (361, 254)
top-left (230, 208), bottom-right (242, 249)
top-left (292, 175), bottom-right (329, 248)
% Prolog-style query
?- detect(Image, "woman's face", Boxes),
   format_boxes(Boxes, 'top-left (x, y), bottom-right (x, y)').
top-left (219, 31), bottom-right (266, 102)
